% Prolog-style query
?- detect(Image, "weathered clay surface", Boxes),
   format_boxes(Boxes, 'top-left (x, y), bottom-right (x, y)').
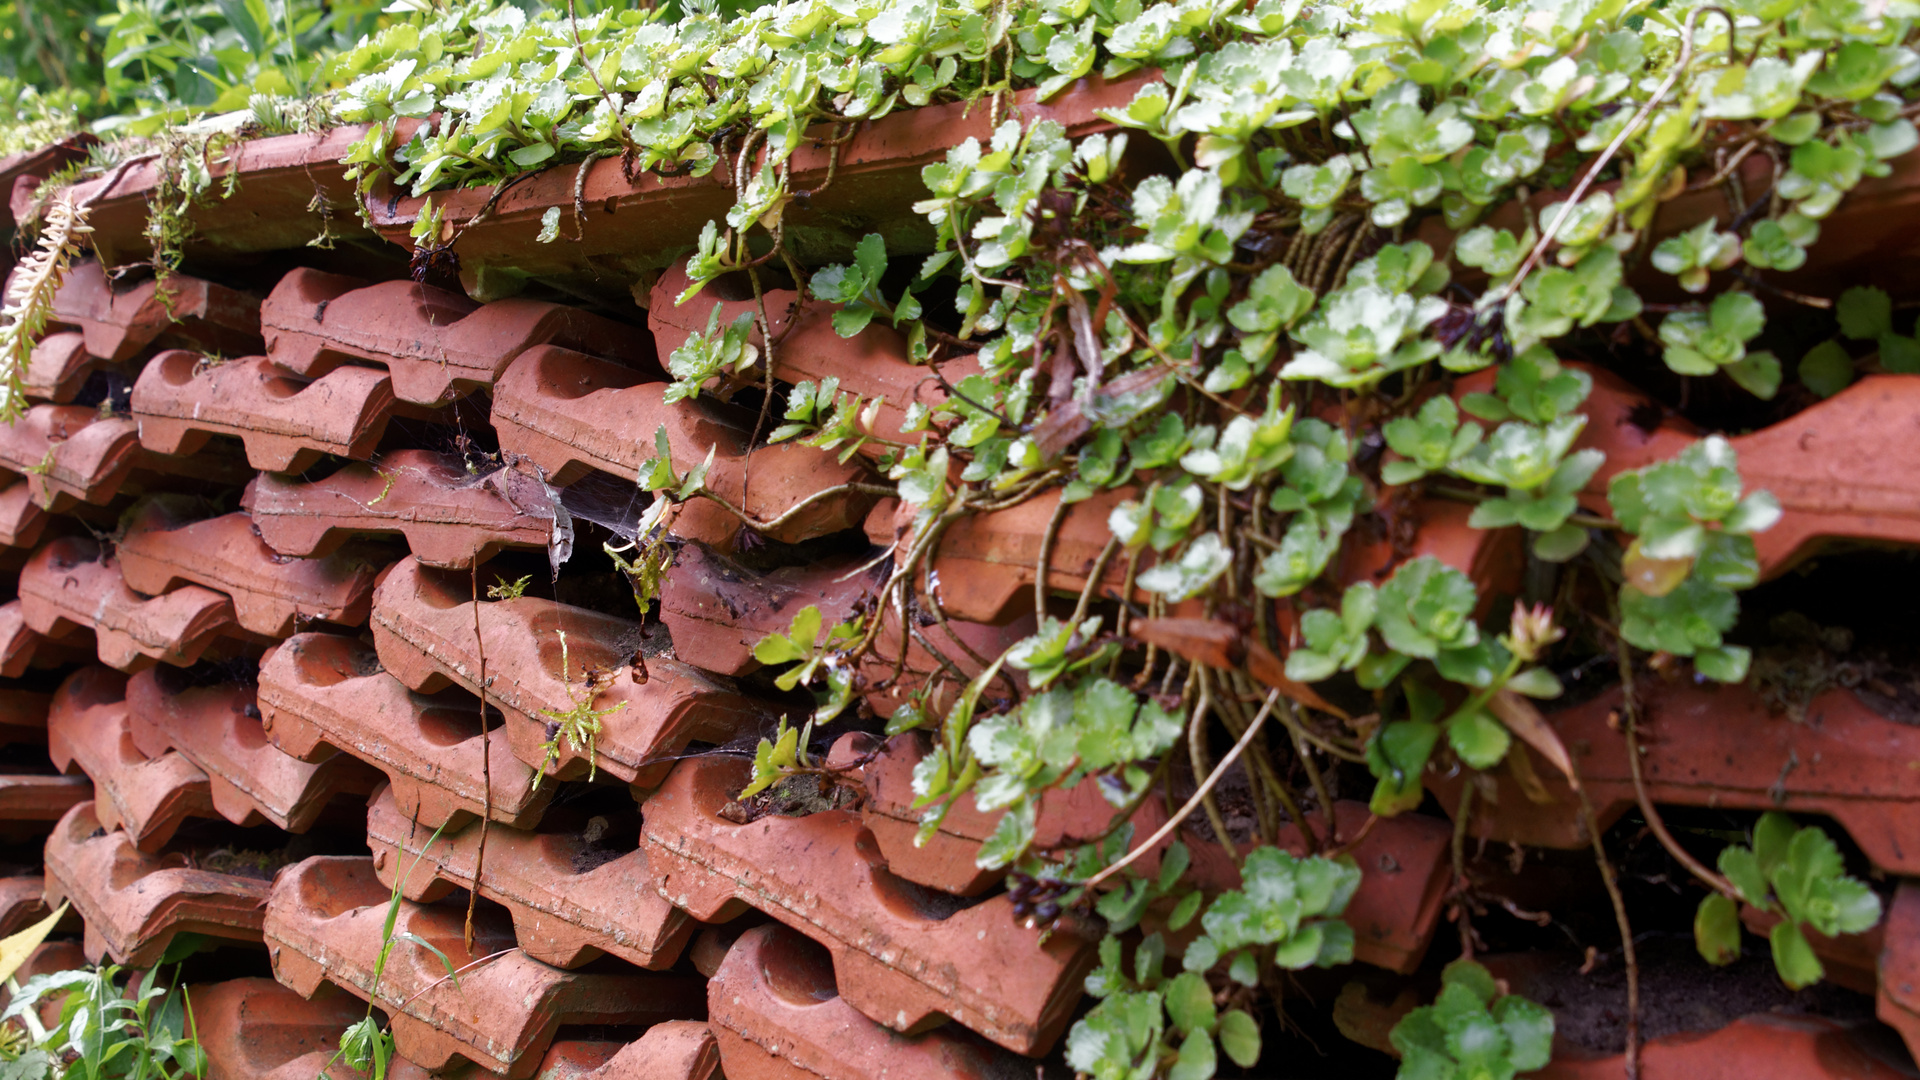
top-left (657, 543), bottom-right (869, 676)
top-left (1879, 882), bottom-right (1920, 1065)
top-left (383, 1029), bottom-right (720, 1080)
top-left (244, 452), bottom-right (559, 567)
top-left (1339, 499), bottom-right (1525, 612)
top-left (131, 351), bottom-right (397, 472)
top-left (875, 488), bottom-right (1139, 624)
top-left (261, 268), bottom-right (655, 403)
top-left (565, 1025), bottom-right (720, 1080)
top-left (0, 765), bottom-right (91, 828)
top-left (708, 923), bottom-right (1030, 1080)
top-left (0, 137), bottom-right (93, 229)
top-left (0, 405), bottom-right (139, 510)
top-left (42, 801), bottom-right (270, 965)
top-left (1531, 1015), bottom-right (1912, 1079)
top-left (0, 598), bottom-right (92, 677)
top-left (189, 977), bottom-right (369, 1080)
top-left (1426, 682), bottom-right (1920, 875)
top-left (45, 666), bottom-right (215, 849)
top-left (0, 601), bottom-right (51, 677)
top-left (0, 876), bottom-right (50, 936)
top-left (1571, 367), bottom-right (1920, 577)
top-left (64, 124), bottom-right (397, 267)
top-left (0, 471), bottom-right (51, 548)
top-left (490, 345), bottom-right (874, 545)
top-left (642, 755), bottom-right (1097, 1055)
top-left (125, 667), bottom-right (381, 833)
top-left (50, 262), bottom-right (261, 363)
top-left (861, 607), bottom-right (1037, 720)
top-left (842, 722), bottom-right (1267, 882)
top-left (0, 403), bottom-right (249, 512)
top-left (258, 633), bottom-right (550, 830)
top-left (372, 557), bottom-right (772, 786)
top-left (840, 732), bottom-right (1449, 973)
top-left (365, 785), bottom-right (694, 970)
top-left (20, 536), bottom-right (244, 670)
top-left (265, 855), bottom-right (704, 1079)
top-left (22, 330), bottom-right (106, 404)
top-left (117, 500), bottom-right (385, 636)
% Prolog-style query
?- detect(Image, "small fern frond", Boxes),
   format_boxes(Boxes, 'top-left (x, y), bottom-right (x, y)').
top-left (0, 193), bottom-right (89, 424)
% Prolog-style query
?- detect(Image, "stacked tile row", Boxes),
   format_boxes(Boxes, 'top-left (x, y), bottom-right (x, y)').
top-left (0, 214), bottom-right (1915, 1080)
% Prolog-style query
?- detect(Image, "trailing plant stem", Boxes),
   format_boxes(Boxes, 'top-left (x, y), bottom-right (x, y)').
top-left (1083, 687), bottom-right (1282, 891)
top-left (467, 554), bottom-right (492, 954)
top-left (1572, 756), bottom-right (1641, 1080)
top-left (1615, 634), bottom-right (1737, 897)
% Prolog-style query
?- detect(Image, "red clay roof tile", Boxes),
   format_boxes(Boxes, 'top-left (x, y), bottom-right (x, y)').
top-left (372, 557), bottom-right (773, 787)
top-left (117, 500), bottom-right (386, 637)
top-left (707, 924), bottom-right (1032, 1080)
top-left (259, 632), bottom-right (551, 830)
top-left (641, 755), bottom-right (1097, 1056)
top-left (490, 346), bottom-right (874, 546)
top-left (43, 801), bottom-right (270, 965)
top-left (243, 452), bottom-right (559, 568)
top-left (365, 784), bottom-right (695, 971)
top-left (265, 855), bottom-right (704, 1079)
top-left (262, 268), bottom-right (655, 405)
top-left (125, 667), bottom-right (382, 833)
top-left (132, 352), bottom-right (398, 472)
top-left (45, 666), bottom-right (213, 849)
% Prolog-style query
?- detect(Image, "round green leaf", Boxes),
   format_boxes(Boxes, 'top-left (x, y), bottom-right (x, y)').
top-left (1880, 334), bottom-right (1920, 373)
top-left (1169, 1029), bottom-right (1218, 1080)
top-left (1531, 522), bottom-right (1590, 562)
top-left (1725, 350), bottom-right (1782, 399)
top-left (1837, 286), bottom-right (1893, 341)
top-left (1798, 340), bottom-right (1855, 398)
top-left (1694, 892), bottom-right (1743, 966)
top-left (1492, 994), bottom-right (1555, 1071)
top-left (1218, 1009), bottom-right (1262, 1068)
top-left (1769, 920), bottom-right (1826, 990)
top-left (1165, 972), bottom-right (1217, 1036)
top-left (1447, 708), bottom-right (1510, 769)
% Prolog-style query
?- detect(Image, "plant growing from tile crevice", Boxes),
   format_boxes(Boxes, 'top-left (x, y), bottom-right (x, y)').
top-left (1693, 811), bottom-right (1884, 990)
top-left (531, 628), bottom-right (628, 788)
top-left (1068, 842), bottom-right (1359, 1080)
top-left (0, 193), bottom-right (89, 421)
top-left (1387, 959), bottom-right (1554, 1080)
top-left (1607, 436), bottom-right (1781, 684)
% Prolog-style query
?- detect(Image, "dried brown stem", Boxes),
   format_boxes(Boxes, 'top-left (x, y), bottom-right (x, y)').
top-left (1615, 638), bottom-right (1736, 896)
top-left (1572, 756), bottom-right (1640, 1080)
top-left (1033, 492), bottom-right (1072, 622)
top-left (464, 554), bottom-right (492, 954)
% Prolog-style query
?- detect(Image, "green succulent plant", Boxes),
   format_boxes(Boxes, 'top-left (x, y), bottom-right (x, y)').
top-left (1389, 959), bottom-right (1554, 1080)
top-left (1694, 813), bottom-right (1884, 990)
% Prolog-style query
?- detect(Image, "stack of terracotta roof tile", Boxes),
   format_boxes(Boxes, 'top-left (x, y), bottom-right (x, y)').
top-left (4, 164), bottom-right (1918, 1080)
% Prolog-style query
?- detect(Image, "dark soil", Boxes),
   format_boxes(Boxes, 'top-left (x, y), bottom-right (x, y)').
top-left (1738, 550), bottom-right (1920, 725)
top-left (722, 771), bottom-right (859, 824)
top-left (1505, 936), bottom-right (1878, 1055)
top-left (162, 815), bottom-right (368, 876)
